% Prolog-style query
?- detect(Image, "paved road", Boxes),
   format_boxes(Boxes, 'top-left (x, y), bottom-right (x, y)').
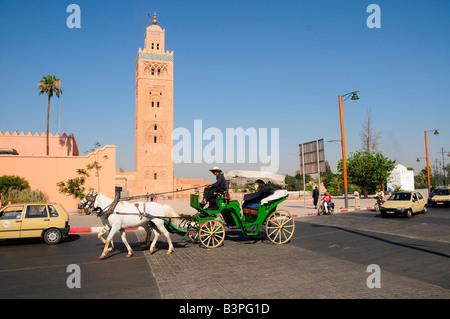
top-left (1, 207), bottom-right (449, 300)
top-left (0, 232), bottom-right (160, 299)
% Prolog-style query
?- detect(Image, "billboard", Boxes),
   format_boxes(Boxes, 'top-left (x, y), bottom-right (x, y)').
top-left (298, 139), bottom-right (325, 175)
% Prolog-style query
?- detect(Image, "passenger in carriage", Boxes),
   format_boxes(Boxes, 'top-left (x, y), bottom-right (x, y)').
top-left (200, 166), bottom-right (227, 209)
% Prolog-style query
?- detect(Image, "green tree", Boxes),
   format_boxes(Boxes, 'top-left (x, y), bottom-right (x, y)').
top-left (285, 174), bottom-right (302, 191)
top-left (325, 173), bottom-right (343, 196)
top-left (0, 175), bottom-right (30, 194)
top-left (38, 75), bottom-right (63, 155)
top-left (338, 151), bottom-right (396, 198)
top-left (57, 168), bottom-right (90, 200)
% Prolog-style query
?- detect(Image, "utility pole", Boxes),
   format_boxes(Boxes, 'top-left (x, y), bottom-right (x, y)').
top-left (437, 148), bottom-right (449, 185)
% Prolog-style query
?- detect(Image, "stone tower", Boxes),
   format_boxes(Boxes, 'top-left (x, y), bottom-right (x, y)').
top-left (134, 13), bottom-right (174, 194)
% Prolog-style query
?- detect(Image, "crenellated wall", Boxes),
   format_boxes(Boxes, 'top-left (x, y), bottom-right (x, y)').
top-left (0, 145), bottom-right (116, 210)
top-left (0, 131), bottom-right (79, 156)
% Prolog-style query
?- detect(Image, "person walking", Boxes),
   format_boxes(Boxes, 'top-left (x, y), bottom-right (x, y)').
top-left (354, 188), bottom-right (360, 207)
top-left (312, 186), bottom-right (319, 209)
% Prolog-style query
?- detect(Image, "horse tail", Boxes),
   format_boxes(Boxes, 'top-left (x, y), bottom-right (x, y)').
top-left (163, 204), bottom-right (180, 227)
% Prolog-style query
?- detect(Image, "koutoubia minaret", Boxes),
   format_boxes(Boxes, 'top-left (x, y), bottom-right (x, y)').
top-left (134, 13), bottom-right (174, 194)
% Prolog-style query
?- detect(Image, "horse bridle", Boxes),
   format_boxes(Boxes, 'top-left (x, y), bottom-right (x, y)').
top-left (79, 191), bottom-right (104, 216)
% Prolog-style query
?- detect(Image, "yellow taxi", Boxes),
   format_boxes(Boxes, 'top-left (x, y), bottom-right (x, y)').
top-left (0, 203), bottom-right (70, 244)
top-left (380, 191), bottom-right (427, 218)
top-left (430, 188), bottom-right (450, 207)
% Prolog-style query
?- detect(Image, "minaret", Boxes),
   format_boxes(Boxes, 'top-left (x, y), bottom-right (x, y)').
top-left (135, 13), bottom-right (174, 194)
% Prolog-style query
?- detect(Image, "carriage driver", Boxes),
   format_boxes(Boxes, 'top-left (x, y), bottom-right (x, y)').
top-left (200, 166), bottom-right (227, 209)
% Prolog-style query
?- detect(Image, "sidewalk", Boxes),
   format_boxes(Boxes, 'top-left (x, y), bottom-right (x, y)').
top-left (68, 195), bottom-right (377, 234)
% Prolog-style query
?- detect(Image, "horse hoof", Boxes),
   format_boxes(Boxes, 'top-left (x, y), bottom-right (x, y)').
top-left (126, 253), bottom-right (133, 258)
top-left (149, 249), bottom-right (155, 254)
top-left (100, 254), bottom-right (106, 259)
top-left (166, 250), bottom-right (173, 255)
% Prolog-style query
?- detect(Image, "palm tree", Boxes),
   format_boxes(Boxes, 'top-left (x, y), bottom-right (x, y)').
top-left (38, 75), bottom-right (63, 155)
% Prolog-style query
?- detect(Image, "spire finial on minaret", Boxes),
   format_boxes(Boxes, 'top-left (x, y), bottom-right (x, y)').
top-left (147, 12), bottom-right (158, 25)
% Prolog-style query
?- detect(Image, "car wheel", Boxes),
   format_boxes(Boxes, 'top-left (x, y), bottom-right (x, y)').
top-left (422, 205), bottom-right (428, 214)
top-left (43, 228), bottom-right (62, 245)
top-left (405, 209), bottom-right (412, 218)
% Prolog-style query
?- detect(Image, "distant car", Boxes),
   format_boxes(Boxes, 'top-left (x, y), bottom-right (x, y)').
top-left (427, 187), bottom-right (441, 204)
top-left (0, 203), bottom-right (70, 244)
top-left (429, 188), bottom-right (450, 208)
top-left (380, 191), bottom-right (427, 218)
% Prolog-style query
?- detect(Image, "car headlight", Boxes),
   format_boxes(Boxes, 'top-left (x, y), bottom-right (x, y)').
top-left (396, 207), bottom-right (406, 212)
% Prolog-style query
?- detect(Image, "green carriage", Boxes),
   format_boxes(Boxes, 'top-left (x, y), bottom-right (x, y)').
top-left (175, 171), bottom-right (295, 248)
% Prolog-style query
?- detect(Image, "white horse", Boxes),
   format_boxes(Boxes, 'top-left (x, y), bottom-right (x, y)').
top-left (79, 197), bottom-right (114, 248)
top-left (78, 190), bottom-right (180, 259)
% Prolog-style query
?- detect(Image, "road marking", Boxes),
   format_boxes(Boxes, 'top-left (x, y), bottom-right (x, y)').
top-left (0, 256), bottom-right (146, 274)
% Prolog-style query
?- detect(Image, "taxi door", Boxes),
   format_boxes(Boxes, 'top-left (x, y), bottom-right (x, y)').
top-left (411, 192), bottom-right (425, 212)
top-left (0, 205), bottom-right (25, 239)
top-left (20, 204), bottom-right (50, 238)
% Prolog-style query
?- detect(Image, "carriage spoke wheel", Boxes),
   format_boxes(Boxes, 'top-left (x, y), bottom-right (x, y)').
top-left (199, 220), bottom-right (225, 248)
top-left (187, 221), bottom-right (200, 244)
top-left (265, 210), bottom-right (295, 245)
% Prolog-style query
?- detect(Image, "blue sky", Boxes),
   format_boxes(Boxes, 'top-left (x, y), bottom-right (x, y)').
top-left (0, 0), bottom-right (449, 180)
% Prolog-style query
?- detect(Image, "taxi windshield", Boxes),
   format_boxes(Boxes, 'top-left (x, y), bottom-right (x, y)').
top-left (435, 189), bottom-right (449, 195)
top-left (388, 192), bottom-right (411, 201)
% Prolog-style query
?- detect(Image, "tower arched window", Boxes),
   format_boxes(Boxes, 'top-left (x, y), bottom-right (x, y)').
top-left (154, 173), bottom-right (157, 180)
top-left (154, 124), bottom-right (157, 130)
top-left (154, 136), bottom-right (157, 143)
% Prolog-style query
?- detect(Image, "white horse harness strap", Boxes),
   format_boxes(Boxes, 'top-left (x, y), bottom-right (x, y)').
top-left (105, 195), bottom-right (120, 217)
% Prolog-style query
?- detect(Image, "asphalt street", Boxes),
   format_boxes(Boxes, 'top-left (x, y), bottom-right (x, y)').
top-left (1, 207), bottom-right (449, 300)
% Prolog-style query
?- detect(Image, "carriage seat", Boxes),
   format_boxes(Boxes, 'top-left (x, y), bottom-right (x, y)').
top-left (260, 189), bottom-right (288, 205)
top-left (206, 180), bottom-right (230, 200)
top-left (242, 189), bottom-right (288, 215)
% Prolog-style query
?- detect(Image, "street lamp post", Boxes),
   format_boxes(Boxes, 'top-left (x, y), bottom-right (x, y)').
top-left (424, 129), bottom-right (439, 191)
top-left (338, 91), bottom-right (359, 208)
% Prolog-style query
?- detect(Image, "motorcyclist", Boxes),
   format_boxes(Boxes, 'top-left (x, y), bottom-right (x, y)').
top-left (376, 188), bottom-right (385, 202)
top-left (321, 191), bottom-right (333, 214)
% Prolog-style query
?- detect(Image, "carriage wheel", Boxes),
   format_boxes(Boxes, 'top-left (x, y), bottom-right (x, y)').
top-left (265, 210), bottom-right (295, 244)
top-left (187, 221), bottom-right (200, 244)
top-left (199, 220), bottom-right (225, 248)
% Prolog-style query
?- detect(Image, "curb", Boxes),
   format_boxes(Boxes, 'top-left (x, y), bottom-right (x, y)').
top-left (69, 227), bottom-right (139, 234)
top-left (304, 206), bottom-right (374, 216)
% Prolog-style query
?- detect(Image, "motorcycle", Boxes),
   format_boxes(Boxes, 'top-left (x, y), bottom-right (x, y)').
top-left (374, 196), bottom-right (385, 212)
top-left (318, 200), bottom-right (334, 215)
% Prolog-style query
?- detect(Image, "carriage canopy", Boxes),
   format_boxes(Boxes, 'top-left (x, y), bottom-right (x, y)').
top-left (224, 170), bottom-right (286, 187)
